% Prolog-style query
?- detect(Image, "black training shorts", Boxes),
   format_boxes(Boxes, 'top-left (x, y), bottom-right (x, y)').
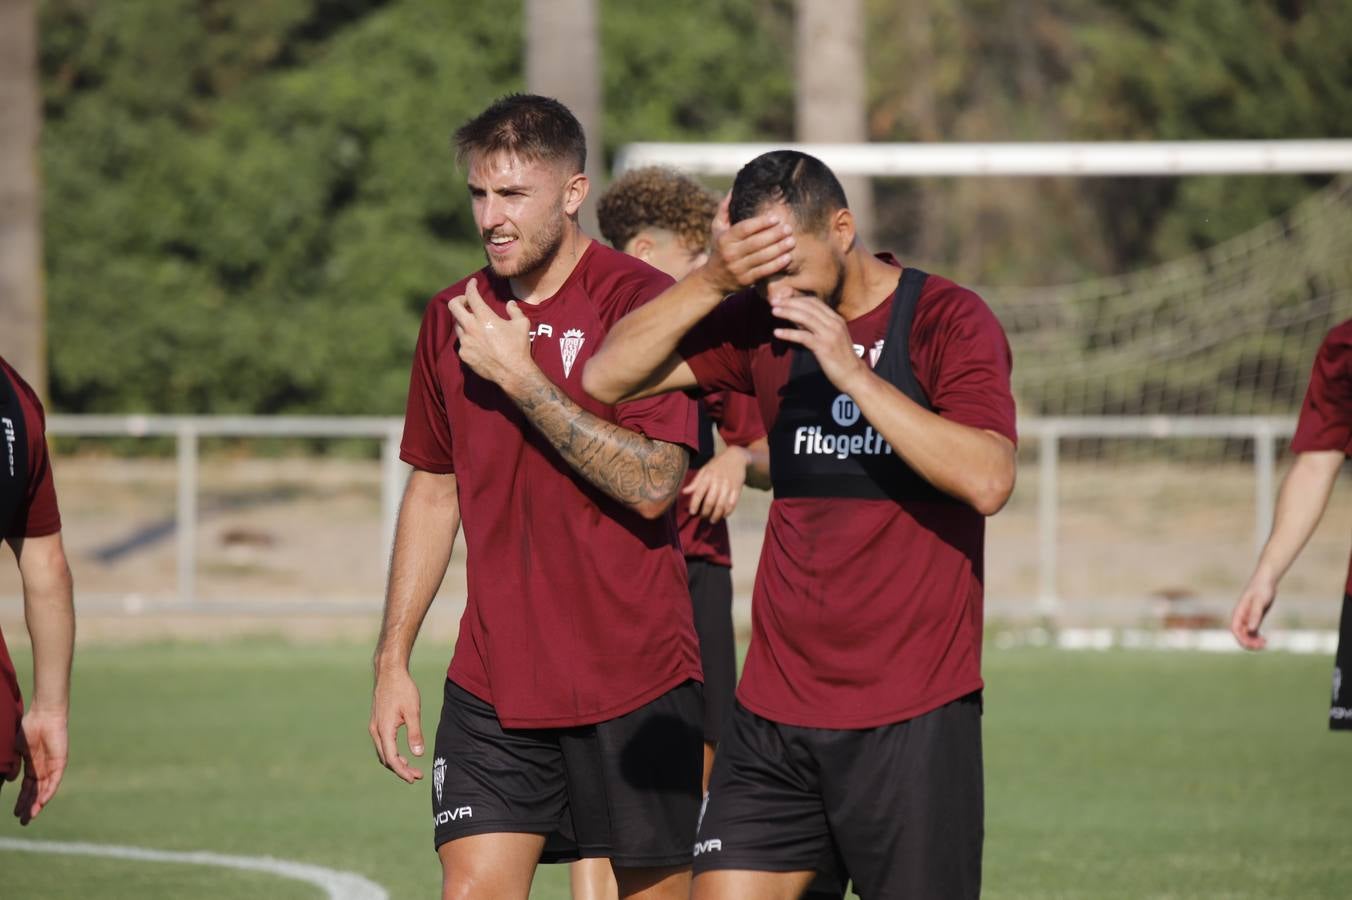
top-left (687, 559), bottom-right (736, 744)
top-left (431, 678), bottom-right (704, 868)
top-left (1332, 593), bottom-right (1352, 731)
top-left (693, 693), bottom-right (984, 899)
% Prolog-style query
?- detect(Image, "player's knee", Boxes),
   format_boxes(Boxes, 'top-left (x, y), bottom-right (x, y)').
top-left (613, 863), bottom-right (691, 898)
top-left (440, 858), bottom-right (525, 900)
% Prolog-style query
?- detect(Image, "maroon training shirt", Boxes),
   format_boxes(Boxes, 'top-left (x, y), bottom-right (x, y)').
top-left (1290, 319), bottom-right (1352, 596)
top-left (0, 357), bottom-right (63, 779)
top-left (677, 392), bottom-right (766, 567)
top-left (400, 243), bottom-right (702, 728)
top-left (678, 258), bottom-right (1016, 729)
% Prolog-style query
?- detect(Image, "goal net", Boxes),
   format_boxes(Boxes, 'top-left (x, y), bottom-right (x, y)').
top-left (621, 141), bottom-right (1352, 628)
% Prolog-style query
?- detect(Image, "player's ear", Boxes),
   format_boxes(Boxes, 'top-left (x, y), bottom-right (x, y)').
top-left (829, 207), bottom-right (856, 255)
top-left (627, 234), bottom-right (656, 261)
top-left (562, 172), bottom-right (589, 217)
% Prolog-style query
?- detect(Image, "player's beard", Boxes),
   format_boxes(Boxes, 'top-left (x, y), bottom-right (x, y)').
top-left (483, 204), bottom-right (567, 279)
top-left (824, 257), bottom-right (846, 309)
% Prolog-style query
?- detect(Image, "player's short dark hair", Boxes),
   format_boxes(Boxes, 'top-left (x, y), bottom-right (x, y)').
top-left (729, 150), bottom-right (848, 234)
top-left (596, 167), bottom-right (718, 252)
top-left (453, 94), bottom-right (586, 175)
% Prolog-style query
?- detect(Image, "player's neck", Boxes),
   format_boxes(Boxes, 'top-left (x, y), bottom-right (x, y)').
top-left (836, 248), bottom-right (903, 322)
top-left (509, 222), bottom-right (592, 305)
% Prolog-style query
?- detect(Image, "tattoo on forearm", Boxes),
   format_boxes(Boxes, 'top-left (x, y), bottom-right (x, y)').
top-left (512, 377), bottom-right (688, 509)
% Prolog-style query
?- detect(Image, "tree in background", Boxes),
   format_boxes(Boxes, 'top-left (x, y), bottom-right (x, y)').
top-left (32, 0), bottom-right (1352, 416)
top-left (0, 0), bottom-right (45, 393)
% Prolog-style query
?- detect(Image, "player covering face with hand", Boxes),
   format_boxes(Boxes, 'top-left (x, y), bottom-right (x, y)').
top-left (584, 150), bottom-right (1017, 900)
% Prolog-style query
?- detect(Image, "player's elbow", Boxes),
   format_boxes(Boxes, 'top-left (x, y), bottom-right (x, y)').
top-left (970, 465), bottom-right (1016, 516)
top-left (632, 495), bottom-right (677, 520)
top-left (581, 357), bottom-right (625, 406)
top-left (18, 533), bottom-right (74, 597)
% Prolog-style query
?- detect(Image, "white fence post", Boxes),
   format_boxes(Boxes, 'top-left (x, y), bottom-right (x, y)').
top-left (1254, 422), bottom-right (1277, 558)
top-left (380, 426), bottom-right (406, 572)
top-left (1037, 422), bottom-right (1060, 619)
top-left (176, 421), bottom-right (198, 607)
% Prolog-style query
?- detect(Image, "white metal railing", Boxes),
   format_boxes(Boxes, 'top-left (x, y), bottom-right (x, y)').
top-left (43, 414), bottom-right (1296, 613)
top-left (46, 415), bottom-right (408, 607)
top-left (1027, 416), bottom-right (1292, 615)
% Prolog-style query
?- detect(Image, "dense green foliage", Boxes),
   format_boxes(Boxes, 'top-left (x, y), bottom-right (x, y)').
top-left (2, 641), bottom-right (1347, 897)
top-left (35, 0), bottom-right (1352, 414)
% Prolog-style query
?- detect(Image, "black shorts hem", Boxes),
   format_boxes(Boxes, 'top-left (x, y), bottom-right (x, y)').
top-left (693, 855), bottom-right (819, 875)
top-left (433, 822), bottom-right (555, 851)
top-left (608, 851), bottom-right (696, 869)
top-left (540, 847), bottom-right (694, 868)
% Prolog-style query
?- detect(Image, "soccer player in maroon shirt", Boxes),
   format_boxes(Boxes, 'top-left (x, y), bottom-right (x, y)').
top-left (1232, 320), bottom-right (1352, 729)
top-left (368, 95), bottom-right (703, 900)
top-left (584, 150), bottom-right (1017, 899)
top-left (0, 357), bottom-right (75, 827)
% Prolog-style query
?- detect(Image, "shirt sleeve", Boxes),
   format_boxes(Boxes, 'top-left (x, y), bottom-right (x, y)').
top-left (609, 270), bottom-right (699, 451)
top-left (17, 391), bottom-right (61, 538)
top-left (1291, 325), bottom-right (1352, 455)
top-left (917, 286), bottom-right (1018, 446)
top-left (399, 299), bottom-right (457, 474)
top-left (714, 390), bottom-right (767, 447)
top-left (677, 290), bottom-right (763, 396)
top-left (2, 367), bottom-right (62, 539)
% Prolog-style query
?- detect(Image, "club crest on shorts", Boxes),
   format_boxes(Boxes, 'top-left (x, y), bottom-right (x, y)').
top-left (560, 329), bottom-right (586, 378)
top-left (433, 757), bottom-right (446, 805)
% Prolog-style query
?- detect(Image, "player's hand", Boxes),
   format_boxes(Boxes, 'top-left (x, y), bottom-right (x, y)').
top-left (11, 706), bottom-right (68, 825)
top-left (369, 668), bottom-right (425, 784)
top-left (700, 195), bottom-right (795, 296)
top-left (682, 446), bottom-right (751, 524)
top-left (1231, 576), bottom-right (1277, 650)
top-left (770, 293), bottom-right (869, 393)
top-left (449, 280), bottom-right (535, 394)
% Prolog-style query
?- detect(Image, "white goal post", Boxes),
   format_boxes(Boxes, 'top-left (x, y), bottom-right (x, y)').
top-left (609, 139), bottom-right (1352, 623)
top-left (614, 139), bottom-right (1352, 178)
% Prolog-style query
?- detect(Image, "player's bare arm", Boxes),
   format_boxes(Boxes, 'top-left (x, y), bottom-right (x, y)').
top-left (583, 199), bottom-right (796, 405)
top-left (771, 292), bottom-right (1016, 516)
top-left (370, 470), bottom-right (460, 784)
top-left (1231, 448), bottom-right (1344, 650)
top-left (682, 438), bottom-right (770, 524)
top-left (5, 532), bottom-right (74, 825)
top-left (449, 281), bottom-right (689, 518)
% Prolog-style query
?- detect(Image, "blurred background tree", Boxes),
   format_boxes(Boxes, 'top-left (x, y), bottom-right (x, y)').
top-left (27, 0), bottom-right (1352, 415)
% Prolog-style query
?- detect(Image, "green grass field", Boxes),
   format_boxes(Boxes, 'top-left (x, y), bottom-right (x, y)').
top-left (0, 640), bottom-right (1348, 898)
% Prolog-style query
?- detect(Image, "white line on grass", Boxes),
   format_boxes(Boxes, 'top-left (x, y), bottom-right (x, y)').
top-left (994, 627), bottom-right (1338, 654)
top-left (0, 837), bottom-right (389, 900)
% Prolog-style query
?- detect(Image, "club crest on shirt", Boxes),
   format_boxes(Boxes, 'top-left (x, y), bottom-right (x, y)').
top-left (433, 757), bottom-right (446, 805)
top-left (560, 329), bottom-right (586, 378)
top-left (850, 339), bottom-right (886, 368)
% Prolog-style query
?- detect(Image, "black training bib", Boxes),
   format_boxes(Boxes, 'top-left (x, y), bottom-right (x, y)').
top-left (0, 368), bottom-right (31, 533)
top-left (768, 268), bottom-right (953, 504)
